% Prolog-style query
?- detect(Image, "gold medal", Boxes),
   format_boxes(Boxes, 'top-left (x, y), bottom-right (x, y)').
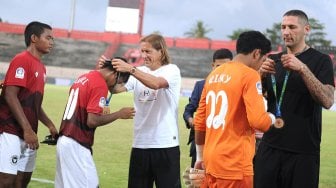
top-left (103, 105), bottom-right (110, 115)
top-left (274, 117), bottom-right (284, 128)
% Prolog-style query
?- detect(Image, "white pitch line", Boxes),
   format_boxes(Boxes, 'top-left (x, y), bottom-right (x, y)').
top-left (31, 178), bottom-right (54, 184)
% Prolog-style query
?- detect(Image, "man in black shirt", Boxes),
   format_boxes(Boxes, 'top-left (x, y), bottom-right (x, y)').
top-left (255, 9), bottom-right (335, 188)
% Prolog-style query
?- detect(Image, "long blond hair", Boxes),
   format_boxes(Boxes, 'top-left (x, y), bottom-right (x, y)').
top-left (140, 34), bottom-right (171, 65)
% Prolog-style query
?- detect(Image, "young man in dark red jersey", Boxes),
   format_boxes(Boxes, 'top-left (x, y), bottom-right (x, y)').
top-left (0, 21), bottom-right (58, 187)
top-left (54, 59), bottom-right (135, 188)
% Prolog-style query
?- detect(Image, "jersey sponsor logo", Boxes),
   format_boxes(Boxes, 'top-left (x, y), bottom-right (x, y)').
top-left (99, 97), bottom-right (106, 108)
top-left (15, 67), bottom-right (25, 79)
top-left (138, 89), bottom-right (157, 102)
top-left (256, 81), bottom-right (262, 95)
top-left (11, 155), bottom-right (18, 165)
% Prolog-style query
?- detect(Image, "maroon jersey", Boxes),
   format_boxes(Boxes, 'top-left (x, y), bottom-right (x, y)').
top-left (60, 70), bottom-right (108, 150)
top-left (0, 51), bottom-right (46, 138)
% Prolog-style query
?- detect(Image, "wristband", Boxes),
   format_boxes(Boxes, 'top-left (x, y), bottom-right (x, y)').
top-left (268, 113), bottom-right (276, 125)
top-left (196, 144), bottom-right (204, 162)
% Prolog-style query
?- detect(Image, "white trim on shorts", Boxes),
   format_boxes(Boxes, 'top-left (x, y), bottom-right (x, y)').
top-left (0, 132), bottom-right (36, 174)
top-left (55, 136), bottom-right (99, 188)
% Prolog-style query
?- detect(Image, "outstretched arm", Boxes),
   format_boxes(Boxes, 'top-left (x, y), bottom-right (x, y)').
top-left (112, 59), bottom-right (168, 90)
top-left (87, 107), bottom-right (135, 128)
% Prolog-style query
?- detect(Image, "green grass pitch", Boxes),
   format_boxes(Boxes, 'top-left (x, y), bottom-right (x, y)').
top-left (28, 84), bottom-right (336, 188)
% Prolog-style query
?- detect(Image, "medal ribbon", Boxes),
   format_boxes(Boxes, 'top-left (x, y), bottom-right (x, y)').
top-left (271, 70), bottom-right (290, 117)
top-left (105, 72), bottom-right (121, 106)
top-left (105, 93), bottom-right (113, 105)
top-left (270, 46), bottom-right (308, 120)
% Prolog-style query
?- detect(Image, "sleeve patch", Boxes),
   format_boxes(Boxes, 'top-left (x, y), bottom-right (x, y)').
top-left (99, 97), bottom-right (106, 108)
top-left (15, 67), bottom-right (25, 79)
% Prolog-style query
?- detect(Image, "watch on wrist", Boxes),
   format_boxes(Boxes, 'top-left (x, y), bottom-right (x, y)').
top-left (130, 66), bottom-right (136, 74)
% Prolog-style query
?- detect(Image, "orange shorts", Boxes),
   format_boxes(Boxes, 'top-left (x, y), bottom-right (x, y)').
top-left (201, 174), bottom-right (253, 188)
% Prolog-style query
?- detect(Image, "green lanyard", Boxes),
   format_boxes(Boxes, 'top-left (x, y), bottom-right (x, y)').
top-left (271, 71), bottom-right (290, 117)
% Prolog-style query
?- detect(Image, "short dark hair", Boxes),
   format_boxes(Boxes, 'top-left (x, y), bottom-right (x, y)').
top-left (24, 21), bottom-right (52, 47)
top-left (236, 30), bottom-right (271, 56)
top-left (101, 57), bottom-right (130, 84)
top-left (213, 48), bottom-right (233, 62)
top-left (283, 9), bottom-right (309, 25)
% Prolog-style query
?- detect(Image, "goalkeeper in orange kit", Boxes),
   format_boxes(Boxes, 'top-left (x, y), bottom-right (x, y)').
top-left (193, 31), bottom-right (276, 188)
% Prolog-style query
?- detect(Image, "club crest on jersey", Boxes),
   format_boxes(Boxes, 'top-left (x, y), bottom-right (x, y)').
top-left (99, 97), bottom-right (106, 108)
top-left (256, 81), bottom-right (262, 94)
top-left (11, 155), bottom-right (18, 165)
top-left (15, 67), bottom-right (25, 79)
top-left (35, 72), bottom-right (39, 77)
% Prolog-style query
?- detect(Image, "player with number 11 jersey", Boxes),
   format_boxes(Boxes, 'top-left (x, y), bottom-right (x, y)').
top-left (59, 71), bottom-right (107, 150)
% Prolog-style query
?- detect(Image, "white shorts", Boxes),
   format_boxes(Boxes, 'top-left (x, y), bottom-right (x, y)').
top-left (55, 136), bottom-right (99, 188)
top-left (0, 132), bottom-right (36, 174)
